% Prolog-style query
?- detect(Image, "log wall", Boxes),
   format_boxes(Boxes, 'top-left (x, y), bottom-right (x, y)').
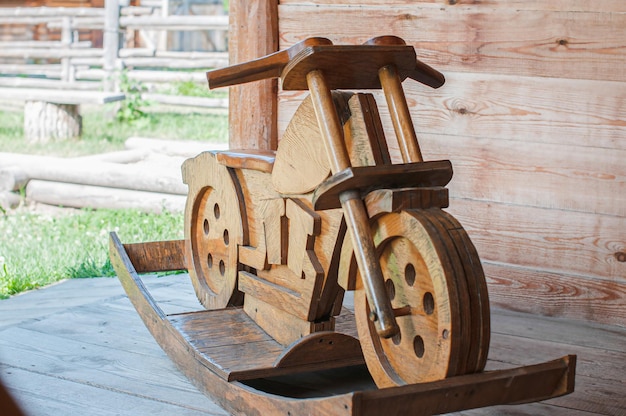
top-left (230, 0), bottom-right (625, 326)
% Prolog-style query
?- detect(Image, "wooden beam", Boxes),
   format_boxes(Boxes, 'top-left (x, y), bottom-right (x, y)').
top-left (26, 180), bottom-right (186, 213)
top-left (0, 152), bottom-right (186, 195)
top-left (227, 0), bottom-right (278, 150)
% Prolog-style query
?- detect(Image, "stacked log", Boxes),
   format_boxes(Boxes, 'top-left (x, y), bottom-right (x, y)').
top-left (0, 191), bottom-right (20, 211)
top-left (0, 138), bottom-right (227, 213)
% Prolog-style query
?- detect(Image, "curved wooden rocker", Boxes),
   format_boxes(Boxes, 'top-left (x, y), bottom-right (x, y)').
top-left (110, 233), bottom-right (575, 416)
top-left (109, 36), bottom-right (576, 415)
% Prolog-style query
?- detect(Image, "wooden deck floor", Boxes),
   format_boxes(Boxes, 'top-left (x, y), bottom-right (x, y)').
top-left (0, 273), bottom-right (624, 416)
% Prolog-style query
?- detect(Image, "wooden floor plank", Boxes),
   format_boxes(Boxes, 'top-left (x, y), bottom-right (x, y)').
top-left (457, 403), bottom-right (604, 416)
top-left (485, 316), bottom-right (626, 415)
top-left (0, 278), bottom-right (122, 330)
top-left (1, 367), bottom-right (226, 416)
top-left (0, 275), bottom-right (228, 416)
top-left (0, 326), bottom-right (223, 411)
top-left (490, 308), bottom-right (626, 353)
top-left (487, 333), bottom-right (625, 382)
top-left (0, 274), bottom-right (622, 415)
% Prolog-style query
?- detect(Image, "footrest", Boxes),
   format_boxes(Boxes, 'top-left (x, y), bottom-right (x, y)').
top-left (313, 160), bottom-right (453, 210)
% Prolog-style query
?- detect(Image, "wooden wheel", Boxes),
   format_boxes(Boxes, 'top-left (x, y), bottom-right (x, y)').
top-left (183, 152), bottom-right (245, 309)
top-left (353, 209), bottom-right (489, 387)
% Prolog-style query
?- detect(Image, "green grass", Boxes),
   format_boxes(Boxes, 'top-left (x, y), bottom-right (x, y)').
top-left (159, 80), bottom-right (229, 98)
top-left (0, 107), bottom-right (228, 156)
top-left (0, 208), bottom-right (184, 299)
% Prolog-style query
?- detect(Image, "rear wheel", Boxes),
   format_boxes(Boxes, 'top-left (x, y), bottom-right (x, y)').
top-left (183, 152), bottom-right (244, 309)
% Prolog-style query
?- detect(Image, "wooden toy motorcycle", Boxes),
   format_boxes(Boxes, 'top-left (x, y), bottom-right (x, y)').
top-left (183, 35), bottom-right (489, 387)
top-left (109, 35), bottom-right (575, 415)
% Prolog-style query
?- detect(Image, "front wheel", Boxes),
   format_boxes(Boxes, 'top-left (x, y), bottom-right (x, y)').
top-left (353, 209), bottom-right (489, 387)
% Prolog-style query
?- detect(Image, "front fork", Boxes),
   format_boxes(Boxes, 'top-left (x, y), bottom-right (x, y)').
top-left (306, 59), bottom-right (424, 338)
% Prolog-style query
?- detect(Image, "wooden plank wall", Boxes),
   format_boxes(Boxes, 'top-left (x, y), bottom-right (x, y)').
top-left (274, 0), bottom-right (626, 326)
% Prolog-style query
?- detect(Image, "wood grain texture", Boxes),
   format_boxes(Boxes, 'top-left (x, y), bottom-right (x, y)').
top-left (279, 0), bottom-right (626, 12)
top-left (228, 0), bottom-right (278, 150)
top-left (313, 161), bottom-right (453, 211)
top-left (272, 93), bottom-right (351, 194)
top-left (278, 5), bottom-right (626, 82)
top-left (346, 93), bottom-right (391, 166)
top-left (236, 0), bottom-right (625, 328)
top-left (208, 38), bottom-right (331, 90)
top-left (215, 150), bottom-right (276, 173)
top-left (231, 167), bottom-right (281, 254)
top-left (273, 331), bottom-right (363, 368)
top-left (484, 262), bottom-right (626, 326)
top-left (420, 133), bottom-right (626, 217)
top-left (279, 72), bottom-right (626, 152)
top-left (379, 65), bottom-right (423, 162)
top-left (25, 180), bottom-right (186, 213)
top-left (4, 271), bottom-right (622, 415)
top-left (351, 209), bottom-right (475, 386)
top-left (447, 199), bottom-right (625, 282)
top-left (355, 356), bottom-right (575, 416)
top-left (400, 72), bottom-right (626, 151)
top-left (242, 291), bottom-right (330, 346)
top-left (110, 235), bottom-right (580, 415)
top-left (182, 152), bottom-right (245, 309)
top-left (282, 45), bottom-right (444, 90)
top-left (123, 240), bottom-right (186, 273)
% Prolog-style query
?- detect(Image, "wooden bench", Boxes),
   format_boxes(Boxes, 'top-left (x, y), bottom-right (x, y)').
top-left (0, 87), bottom-right (125, 143)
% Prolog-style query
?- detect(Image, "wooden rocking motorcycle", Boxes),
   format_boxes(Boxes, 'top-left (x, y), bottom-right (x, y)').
top-left (110, 36), bottom-right (575, 415)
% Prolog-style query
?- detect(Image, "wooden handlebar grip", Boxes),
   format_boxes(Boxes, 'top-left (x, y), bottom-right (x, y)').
top-left (207, 37), bottom-right (333, 89)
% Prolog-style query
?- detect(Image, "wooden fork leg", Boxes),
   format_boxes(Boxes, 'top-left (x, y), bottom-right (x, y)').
top-left (306, 69), bottom-right (399, 338)
top-left (379, 64), bottom-right (423, 163)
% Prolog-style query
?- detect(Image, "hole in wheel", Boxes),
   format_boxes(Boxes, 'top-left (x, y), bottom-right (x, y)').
top-left (207, 253), bottom-right (213, 268)
top-left (405, 263), bottom-right (416, 286)
top-left (442, 329), bottom-right (449, 340)
top-left (223, 229), bottom-right (229, 246)
top-left (214, 203), bottom-right (220, 219)
top-left (219, 260), bottom-right (225, 276)
top-left (385, 279), bottom-right (396, 301)
top-left (203, 219), bottom-right (210, 235)
top-left (413, 335), bottom-right (425, 358)
top-left (423, 291), bottom-right (435, 315)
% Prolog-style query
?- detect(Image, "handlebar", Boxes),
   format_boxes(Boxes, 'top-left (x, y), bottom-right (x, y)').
top-left (206, 36), bottom-right (445, 91)
top-left (207, 37), bottom-right (332, 89)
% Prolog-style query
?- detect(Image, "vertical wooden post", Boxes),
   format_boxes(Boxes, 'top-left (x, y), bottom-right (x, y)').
top-left (60, 17), bottom-right (72, 82)
top-left (160, 0), bottom-right (169, 50)
top-left (228, 0), bottom-right (279, 150)
top-left (103, 0), bottom-right (120, 92)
